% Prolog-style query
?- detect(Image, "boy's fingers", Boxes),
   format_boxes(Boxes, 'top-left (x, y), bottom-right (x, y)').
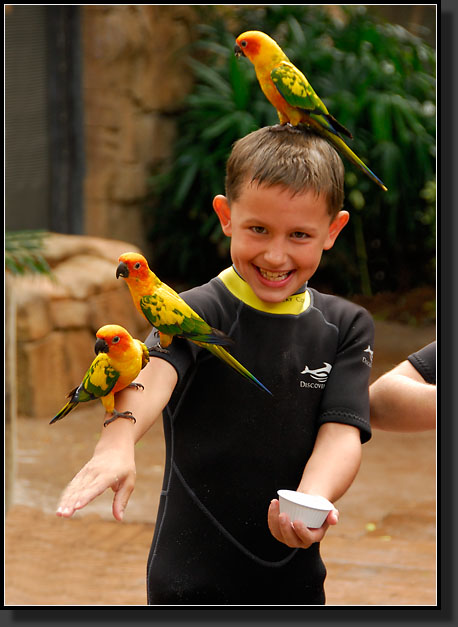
top-left (278, 512), bottom-right (306, 547)
top-left (269, 498), bottom-right (337, 548)
top-left (292, 519), bottom-right (325, 546)
top-left (269, 499), bottom-right (312, 547)
top-left (267, 499), bottom-right (282, 538)
top-left (290, 521), bottom-right (316, 548)
top-left (112, 478), bottom-right (135, 522)
top-left (56, 469), bottom-right (118, 518)
top-left (57, 486), bottom-right (98, 518)
top-left (268, 498), bottom-right (279, 517)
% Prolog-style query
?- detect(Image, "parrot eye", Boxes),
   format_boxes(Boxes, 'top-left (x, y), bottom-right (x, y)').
top-left (241, 40), bottom-right (247, 47)
top-left (112, 336), bottom-right (120, 344)
top-left (134, 262), bottom-right (141, 270)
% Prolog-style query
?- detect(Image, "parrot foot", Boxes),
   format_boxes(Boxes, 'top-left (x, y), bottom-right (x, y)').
top-left (103, 410), bottom-right (137, 428)
top-left (269, 123), bottom-right (288, 132)
top-left (127, 382), bottom-right (144, 391)
top-left (148, 342), bottom-right (169, 355)
top-left (270, 123), bottom-right (302, 134)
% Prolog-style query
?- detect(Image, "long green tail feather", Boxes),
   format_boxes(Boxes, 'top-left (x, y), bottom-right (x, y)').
top-left (201, 343), bottom-right (272, 395)
top-left (320, 126), bottom-right (387, 191)
top-left (50, 400), bottom-right (78, 424)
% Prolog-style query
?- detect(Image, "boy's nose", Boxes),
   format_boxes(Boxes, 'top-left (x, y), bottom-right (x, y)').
top-left (263, 242), bottom-right (288, 266)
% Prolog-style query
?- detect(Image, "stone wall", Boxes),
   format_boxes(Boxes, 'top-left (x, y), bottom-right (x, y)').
top-left (81, 5), bottom-right (197, 253)
top-left (6, 273), bottom-right (17, 510)
top-left (13, 234), bottom-right (151, 419)
top-left (7, 7), bottom-right (197, 504)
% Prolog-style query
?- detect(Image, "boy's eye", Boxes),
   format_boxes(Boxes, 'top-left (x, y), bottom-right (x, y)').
top-left (291, 231), bottom-right (309, 240)
top-left (250, 226), bottom-right (267, 234)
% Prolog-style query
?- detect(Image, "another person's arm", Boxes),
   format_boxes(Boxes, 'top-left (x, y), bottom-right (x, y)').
top-left (369, 359), bottom-right (436, 431)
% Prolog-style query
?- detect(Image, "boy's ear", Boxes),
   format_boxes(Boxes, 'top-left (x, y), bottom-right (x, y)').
top-left (323, 210), bottom-right (350, 250)
top-left (213, 195), bottom-right (232, 236)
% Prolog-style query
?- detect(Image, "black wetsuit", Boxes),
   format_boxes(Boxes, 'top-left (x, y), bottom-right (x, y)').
top-left (145, 267), bottom-right (374, 605)
top-left (407, 341), bottom-right (436, 385)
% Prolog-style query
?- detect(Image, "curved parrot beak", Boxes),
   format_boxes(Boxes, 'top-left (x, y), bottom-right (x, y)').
top-left (94, 337), bottom-right (109, 355)
top-left (234, 43), bottom-right (244, 58)
top-left (116, 261), bottom-right (129, 279)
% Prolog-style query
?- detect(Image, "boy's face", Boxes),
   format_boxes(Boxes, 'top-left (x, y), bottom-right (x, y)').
top-left (213, 182), bottom-right (349, 304)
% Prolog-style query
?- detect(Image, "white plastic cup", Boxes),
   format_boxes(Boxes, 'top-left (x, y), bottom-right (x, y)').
top-left (277, 490), bottom-right (333, 528)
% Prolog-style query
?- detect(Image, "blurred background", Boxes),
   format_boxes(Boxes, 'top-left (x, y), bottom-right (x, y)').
top-left (5, 5), bottom-right (436, 606)
top-left (6, 5), bottom-right (436, 298)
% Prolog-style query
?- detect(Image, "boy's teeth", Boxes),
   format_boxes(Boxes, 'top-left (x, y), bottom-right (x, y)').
top-left (259, 268), bottom-right (290, 281)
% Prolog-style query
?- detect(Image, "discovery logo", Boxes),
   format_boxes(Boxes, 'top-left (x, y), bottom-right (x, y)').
top-left (362, 345), bottom-right (374, 367)
top-left (300, 362), bottom-right (332, 389)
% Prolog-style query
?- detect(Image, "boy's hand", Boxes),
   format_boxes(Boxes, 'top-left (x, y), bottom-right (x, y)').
top-left (56, 446), bottom-right (136, 522)
top-left (267, 498), bottom-right (339, 549)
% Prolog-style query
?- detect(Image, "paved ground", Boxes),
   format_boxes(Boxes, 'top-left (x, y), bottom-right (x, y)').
top-left (5, 320), bottom-right (436, 606)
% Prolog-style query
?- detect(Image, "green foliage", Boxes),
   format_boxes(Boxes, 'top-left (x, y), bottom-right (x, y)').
top-left (5, 230), bottom-right (52, 276)
top-left (145, 5), bottom-right (435, 294)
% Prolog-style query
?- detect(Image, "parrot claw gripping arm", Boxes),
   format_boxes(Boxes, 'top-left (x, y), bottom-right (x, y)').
top-left (148, 342), bottom-right (170, 355)
top-left (103, 409), bottom-right (137, 428)
top-left (127, 382), bottom-right (144, 391)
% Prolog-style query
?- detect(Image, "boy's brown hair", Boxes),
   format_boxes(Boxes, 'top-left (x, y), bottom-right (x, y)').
top-left (225, 126), bottom-right (345, 219)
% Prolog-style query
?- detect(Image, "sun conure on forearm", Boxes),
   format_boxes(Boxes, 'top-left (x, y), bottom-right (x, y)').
top-left (50, 324), bottom-right (154, 427)
top-left (116, 252), bottom-right (272, 395)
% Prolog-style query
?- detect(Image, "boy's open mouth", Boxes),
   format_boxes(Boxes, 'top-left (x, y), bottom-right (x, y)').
top-left (257, 266), bottom-right (294, 282)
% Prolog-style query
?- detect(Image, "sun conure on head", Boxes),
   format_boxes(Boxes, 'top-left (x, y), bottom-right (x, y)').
top-left (234, 30), bottom-right (387, 191)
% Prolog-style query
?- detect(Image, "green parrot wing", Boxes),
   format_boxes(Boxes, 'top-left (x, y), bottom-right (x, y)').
top-left (271, 61), bottom-right (353, 139)
top-left (271, 61), bottom-right (327, 114)
top-left (140, 288), bottom-right (230, 345)
top-left (139, 290), bottom-right (208, 337)
top-left (79, 353), bottom-right (120, 401)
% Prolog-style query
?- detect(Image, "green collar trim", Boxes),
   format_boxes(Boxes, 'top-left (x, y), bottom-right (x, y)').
top-left (218, 267), bottom-right (311, 315)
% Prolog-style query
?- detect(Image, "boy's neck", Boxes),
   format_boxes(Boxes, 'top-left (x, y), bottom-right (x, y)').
top-left (218, 266), bottom-right (310, 315)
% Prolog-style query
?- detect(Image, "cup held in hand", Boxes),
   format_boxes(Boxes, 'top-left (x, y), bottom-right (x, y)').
top-left (277, 490), bottom-right (333, 528)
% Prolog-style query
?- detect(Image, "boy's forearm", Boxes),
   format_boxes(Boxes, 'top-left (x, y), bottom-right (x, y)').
top-left (56, 357), bottom-right (177, 520)
top-left (297, 422), bottom-right (362, 503)
top-left (96, 357), bottom-right (178, 451)
top-left (267, 422), bottom-right (360, 549)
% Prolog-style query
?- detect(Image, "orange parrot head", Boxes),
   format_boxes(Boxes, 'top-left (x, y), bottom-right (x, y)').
top-left (234, 30), bottom-right (285, 66)
top-left (94, 324), bottom-right (133, 357)
top-left (116, 252), bottom-right (156, 284)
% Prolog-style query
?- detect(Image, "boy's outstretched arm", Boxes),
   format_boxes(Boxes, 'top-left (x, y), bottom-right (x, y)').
top-left (56, 357), bottom-right (177, 521)
top-left (268, 422), bottom-right (362, 549)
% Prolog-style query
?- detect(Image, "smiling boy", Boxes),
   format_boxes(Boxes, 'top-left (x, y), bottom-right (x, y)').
top-left (56, 126), bottom-right (374, 605)
top-left (213, 180), bottom-right (348, 305)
